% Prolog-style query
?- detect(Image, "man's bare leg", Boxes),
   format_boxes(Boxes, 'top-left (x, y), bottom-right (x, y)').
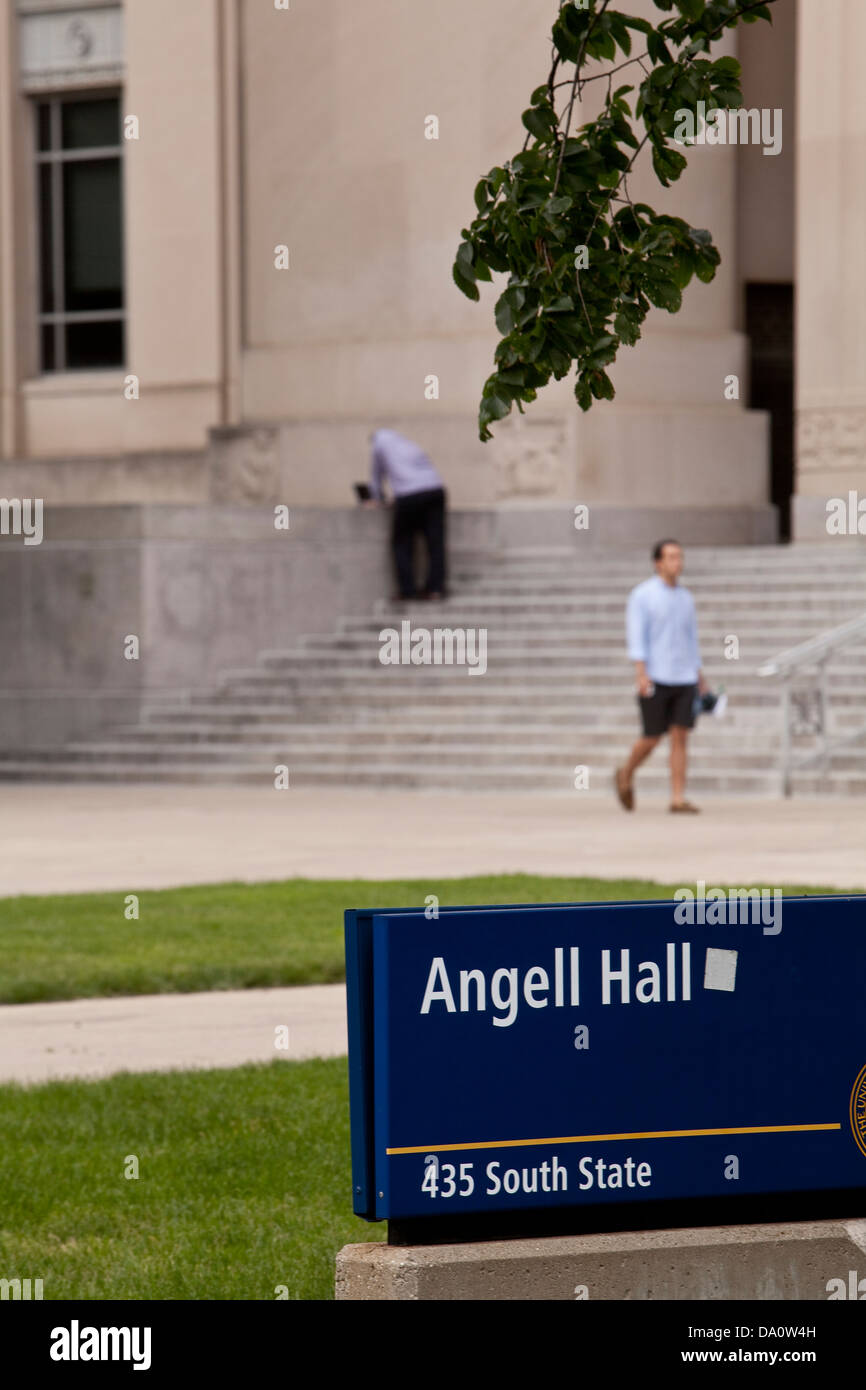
top-left (670, 725), bottom-right (688, 805)
top-left (623, 735), bottom-right (660, 781)
top-left (615, 735), bottom-right (660, 810)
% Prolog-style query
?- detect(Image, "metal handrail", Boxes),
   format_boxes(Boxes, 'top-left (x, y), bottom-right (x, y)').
top-left (758, 612), bottom-right (866, 795)
top-left (758, 613), bottom-right (866, 677)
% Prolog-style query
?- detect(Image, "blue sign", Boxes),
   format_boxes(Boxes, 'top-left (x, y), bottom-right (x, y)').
top-left (345, 897), bottom-right (866, 1223)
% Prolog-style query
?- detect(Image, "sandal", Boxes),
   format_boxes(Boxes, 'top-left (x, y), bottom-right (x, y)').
top-left (614, 768), bottom-right (634, 811)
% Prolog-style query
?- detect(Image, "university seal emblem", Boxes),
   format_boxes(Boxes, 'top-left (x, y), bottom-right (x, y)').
top-left (850, 1064), bottom-right (866, 1159)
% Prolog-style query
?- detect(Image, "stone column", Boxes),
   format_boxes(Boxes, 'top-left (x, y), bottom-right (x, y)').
top-left (0, 0), bottom-right (25, 458)
top-left (794, 0), bottom-right (866, 540)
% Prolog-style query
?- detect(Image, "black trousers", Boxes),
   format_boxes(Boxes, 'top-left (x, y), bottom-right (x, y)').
top-left (392, 487), bottom-right (447, 598)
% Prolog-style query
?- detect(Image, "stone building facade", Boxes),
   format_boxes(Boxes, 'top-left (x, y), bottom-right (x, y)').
top-left (0, 0), bottom-right (860, 751)
top-left (0, 0), bottom-right (845, 540)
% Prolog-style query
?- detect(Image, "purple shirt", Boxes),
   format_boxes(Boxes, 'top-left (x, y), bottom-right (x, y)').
top-left (370, 429), bottom-right (443, 501)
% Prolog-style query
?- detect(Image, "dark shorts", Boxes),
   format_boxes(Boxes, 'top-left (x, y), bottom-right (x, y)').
top-left (639, 682), bottom-right (697, 737)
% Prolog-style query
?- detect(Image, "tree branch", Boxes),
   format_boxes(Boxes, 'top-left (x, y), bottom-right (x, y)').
top-left (552, 0), bottom-right (613, 196)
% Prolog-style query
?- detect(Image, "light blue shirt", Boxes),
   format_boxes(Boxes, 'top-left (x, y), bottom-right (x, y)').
top-left (626, 575), bottom-right (702, 686)
top-left (370, 429), bottom-right (443, 501)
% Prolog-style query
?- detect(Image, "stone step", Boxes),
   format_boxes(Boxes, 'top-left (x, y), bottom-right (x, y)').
top-left (303, 623), bottom-right (863, 649)
top-left (252, 648), bottom-right (866, 671)
top-left (366, 595), bottom-right (866, 613)
top-left (132, 715), bottom-right (864, 747)
top-left (8, 740), bottom-right (864, 776)
top-left (453, 551), bottom-right (866, 565)
top-left (0, 741), bottom-right (786, 769)
top-left (34, 742), bottom-right (788, 770)
top-left (137, 703), bottom-right (807, 728)
top-left (0, 760), bottom-right (781, 793)
top-left (340, 611), bottom-right (866, 635)
top-left (445, 565), bottom-right (866, 581)
top-left (442, 576), bottom-right (866, 594)
top-left (212, 672), bottom-right (865, 695)
top-left (6, 541), bottom-right (864, 793)
top-left (354, 632), bottom-right (863, 652)
top-left (112, 722), bottom-right (795, 746)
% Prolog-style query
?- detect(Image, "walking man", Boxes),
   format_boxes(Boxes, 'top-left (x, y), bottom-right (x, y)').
top-left (368, 428), bottom-right (447, 601)
top-left (615, 539), bottom-right (707, 814)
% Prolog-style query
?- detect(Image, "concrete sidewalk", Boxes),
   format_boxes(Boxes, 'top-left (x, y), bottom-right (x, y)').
top-left (0, 984), bottom-right (347, 1085)
top-left (0, 785), bottom-right (863, 896)
top-left (1, 785), bottom-right (861, 1087)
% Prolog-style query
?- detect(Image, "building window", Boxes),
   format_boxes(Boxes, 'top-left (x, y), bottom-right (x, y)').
top-left (35, 92), bottom-right (124, 372)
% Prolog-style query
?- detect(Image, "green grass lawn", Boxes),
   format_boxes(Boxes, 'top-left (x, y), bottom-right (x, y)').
top-left (0, 1058), bottom-right (383, 1300)
top-left (0, 874), bottom-right (854, 1003)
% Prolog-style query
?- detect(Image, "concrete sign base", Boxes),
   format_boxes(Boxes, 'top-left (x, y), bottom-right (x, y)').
top-left (337, 1217), bottom-right (866, 1301)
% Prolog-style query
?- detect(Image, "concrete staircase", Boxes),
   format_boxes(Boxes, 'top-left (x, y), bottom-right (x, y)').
top-left (2, 544), bottom-right (865, 795)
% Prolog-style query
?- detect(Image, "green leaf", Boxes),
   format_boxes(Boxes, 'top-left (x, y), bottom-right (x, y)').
top-left (522, 106), bottom-right (557, 141)
top-left (481, 392), bottom-right (511, 422)
top-left (473, 179), bottom-right (490, 213)
top-left (550, 348), bottom-right (573, 380)
top-left (452, 262), bottom-right (480, 302)
top-left (741, 4), bottom-right (772, 21)
top-left (494, 301), bottom-right (516, 335)
top-left (669, 247), bottom-right (696, 289)
top-left (511, 149), bottom-right (545, 174)
top-left (608, 13), bottom-right (632, 55)
top-left (561, 1), bottom-right (592, 39)
top-left (712, 55), bottom-right (741, 79)
top-left (614, 310), bottom-right (641, 346)
top-left (495, 287), bottom-right (526, 335)
top-left (613, 206), bottom-right (644, 244)
top-left (480, 241), bottom-right (511, 274)
top-left (574, 374), bottom-right (593, 411)
top-left (694, 246), bottom-right (720, 283)
top-left (651, 145), bottom-right (672, 186)
top-left (552, 16), bottom-right (581, 62)
top-left (588, 29), bottom-right (617, 62)
top-left (644, 278), bottom-right (682, 313)
top-left (496, 367), bottom-right (528, 387)
top-left (649, 63), bottom-right (678, 89)
top-left (456, 241), bottom-right (476, 276)
top-left (590, 369), bottom-right (616, 402)
top-left (712, 87), bottom-right (743, 107)
top-left (588, 335), bottom-right (618, 369)
top-left (651, 145), bottom-right (687, 186)
top-left (646, 30), bottom-right (673, 63)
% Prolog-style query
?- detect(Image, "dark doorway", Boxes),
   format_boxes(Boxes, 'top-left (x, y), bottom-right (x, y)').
top-left (745, 283), bottom-right (794, 541)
